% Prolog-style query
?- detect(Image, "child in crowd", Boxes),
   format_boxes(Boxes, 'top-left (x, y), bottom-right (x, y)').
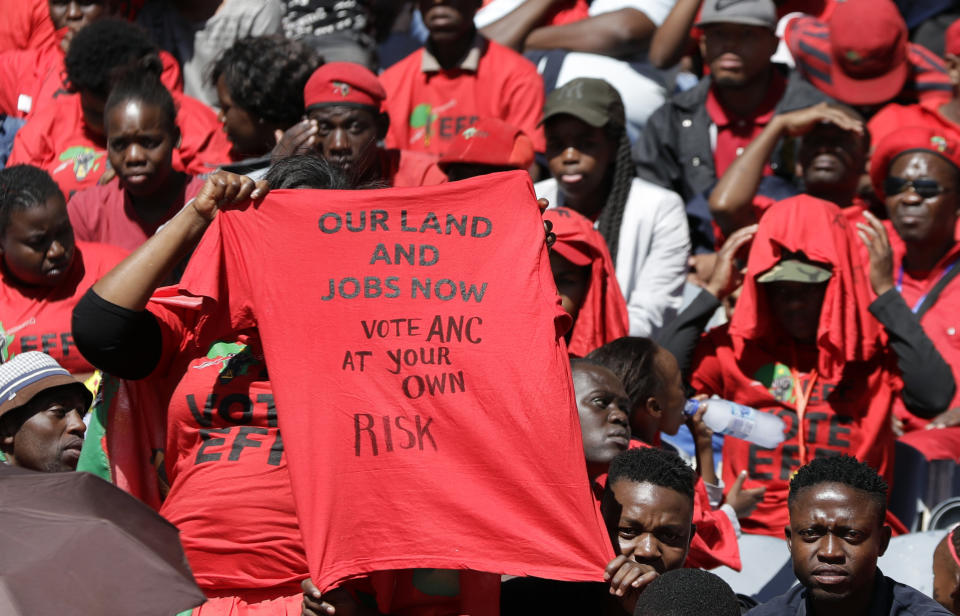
top-left (535, 78), bottom-right (689, 338)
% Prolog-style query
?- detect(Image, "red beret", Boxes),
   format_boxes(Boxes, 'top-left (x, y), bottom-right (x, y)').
top-left (870, 126), bottom-right (960, 198)
top-left (947, 19), bottom-right (960, 57)
top-left (437, 118), bottom-right (535, 171)
top-left (304, 62), bottom-right (386, 111)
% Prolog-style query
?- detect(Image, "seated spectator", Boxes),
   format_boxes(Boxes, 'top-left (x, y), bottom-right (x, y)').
top-left (437, 117), bottom-right (534, 181)
top-left (303, 62), bottom-right (447, 188)
top-left (136, 0), bottom-right (283, 109)
top-left (0, 164), bottom-right (126, 377)
top-left (709, 102), bottom-right (869, 242)
top-left (748, 455), bottom-right (952, 615)
top-left (500, 445), bottom-right (697, 615)
top-left (586, 336), bottom-right (752, 572)
top-left (66, 68), bottom-right (204, 252)
top-left (633, 568), bottom-right (740, 616)
top-left (571, 358), bottom-right (631, 487)
top-left (0, 0), bottom-right (183, 122)
top-left (860, 127), bottom-right (960, 462)
top-left (478, 0), bottom-right (675, 140)
top-left (211, 35), bottom-right (321, 172)
top-left (636, 0), bottom-right (828, 251)
top-left (0, 351), bottom-right (90, 472)
top-left (536, 78), bottom-right (689, 337)
top-left (867, 19), bottom-right (960, 148)
top-left (544, 207), bottom-right (628, 357)
top-left (783, 0), bottom-right (952, 117)
top-left (7, 19), bottom-right (231, 198)
top-left (933, 526), bottom-right (960, 614)
top-left (691, 195), bottom-right (953, 536)
top-left (380, 0), bottom-right (545, 156)
top-left (600, 447), bottom-right (698, 614)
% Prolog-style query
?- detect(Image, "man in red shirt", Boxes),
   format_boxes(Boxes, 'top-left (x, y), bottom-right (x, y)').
top-left (302, 62), bottom-right (447, 188)
top-left (379, 0), bottom-right (545, 157)
top-left (636, 0), bottom-right (828, 252)
top-left (862, 127), bottom-right (960, 462)
top-left (784, 0), bottom-right (953, 117)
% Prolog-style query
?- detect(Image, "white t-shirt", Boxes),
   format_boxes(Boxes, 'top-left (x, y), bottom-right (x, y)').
top-left (535, 176), bottom-right (691, 337)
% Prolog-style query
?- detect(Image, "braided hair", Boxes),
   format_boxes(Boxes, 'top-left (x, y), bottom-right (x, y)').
top-left (0, 165), bottom-right (64, 237)
top-left (595, 122), bottom-right (635, 263)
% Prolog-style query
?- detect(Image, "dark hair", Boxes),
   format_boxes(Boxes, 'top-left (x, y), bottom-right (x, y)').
top-left (586, 337), bottom-right (661, 410)
top-left (595, 122), bottom-right (635, 263)
top-left (788, 455), bottom-right (888, 522)
top-left (64, 18), bottom-right (160, 98)
top-left (211, 36), bottom-right (321, 127)
top-left (633, 569), bottom-right (740, 616)
top-left (606, 447), bottom-right (695, 501)
top-left (265, 155), bottom-right (350, 190)
top-left (103, 59), bottom-right (178, 135)
top-left (0, 165), bottom-right (64, 237)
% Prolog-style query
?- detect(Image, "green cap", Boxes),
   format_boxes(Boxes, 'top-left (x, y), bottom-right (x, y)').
top-left (757, 259), bottom-right (833, 284)
top-left (541, 78), bottom-right (625, 128)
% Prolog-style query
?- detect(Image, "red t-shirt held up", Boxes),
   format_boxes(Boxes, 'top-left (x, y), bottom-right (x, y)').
top-left (0, 241), bottom-right (127, 374)
top-left (177, 170), bottom-right (613, 593)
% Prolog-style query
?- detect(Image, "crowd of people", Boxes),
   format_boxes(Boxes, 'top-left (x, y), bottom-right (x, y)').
top-left (2, 0), bottom-right (960, 614)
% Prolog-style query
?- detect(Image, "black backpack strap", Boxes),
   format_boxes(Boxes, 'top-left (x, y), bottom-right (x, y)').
top-left (915, 258), bottom-right (960, 318)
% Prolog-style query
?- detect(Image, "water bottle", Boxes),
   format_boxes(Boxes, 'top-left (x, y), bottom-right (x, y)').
top-left (684, 398), bottom-right (786, 449)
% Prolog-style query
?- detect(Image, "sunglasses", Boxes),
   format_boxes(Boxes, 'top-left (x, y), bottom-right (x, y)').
top-left (884, 176), bottom-right (948, 199)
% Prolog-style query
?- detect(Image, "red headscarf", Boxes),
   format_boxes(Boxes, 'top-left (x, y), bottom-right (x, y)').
top-left (729, 195), bottom-right (882, 381)
top-left (545, 207), bottom-right (629, 357)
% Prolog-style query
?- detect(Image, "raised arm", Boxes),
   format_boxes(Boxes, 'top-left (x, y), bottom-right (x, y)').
top-left (648, 0), bottom-right (701, 69)
top-left (478, 0), bottom-right (561, 52)
top-left (524, 9), bottom-right (656, 57)
top-left (709, 103), bottom-right (863, 238)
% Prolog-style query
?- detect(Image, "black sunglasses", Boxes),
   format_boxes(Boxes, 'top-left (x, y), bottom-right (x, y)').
top-left (884, 176), bottom-right (948, 199)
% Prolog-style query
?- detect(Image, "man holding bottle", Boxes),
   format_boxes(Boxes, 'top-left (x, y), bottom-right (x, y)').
top-left (690, 195), bottom-right (954, 536)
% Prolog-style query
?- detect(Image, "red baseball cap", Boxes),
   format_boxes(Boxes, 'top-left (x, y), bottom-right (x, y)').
top-left (304, 62), bottom-right (386, 111)
top-left (870, 126), bottom-right (960, 198)
top-left (437, 118), bottom-right (535, 171)
top-left (946, 18), bottom-right (960, 57)
top-left (819, 0), bottom-right (909, 105)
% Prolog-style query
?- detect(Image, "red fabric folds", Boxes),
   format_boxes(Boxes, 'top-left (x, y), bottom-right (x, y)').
top-left (544, 207), bottom-right (629, 358)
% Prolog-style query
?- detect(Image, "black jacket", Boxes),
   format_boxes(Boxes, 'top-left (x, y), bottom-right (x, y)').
top-left (747, 571), bottom-right (953, 616)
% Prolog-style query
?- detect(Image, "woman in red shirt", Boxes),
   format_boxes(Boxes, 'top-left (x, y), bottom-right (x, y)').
top-left (0, 164), bottom-right (126, 378)
top-left (67, 67), bottom-right (205, 252)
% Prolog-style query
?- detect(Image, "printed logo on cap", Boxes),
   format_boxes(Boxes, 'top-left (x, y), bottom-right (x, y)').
top-left (844, 50), bottom-right (863, 64)
top-left (332, 81), bottom-right (351, 97)
top-left (931, 135), bottom-right (948, 153)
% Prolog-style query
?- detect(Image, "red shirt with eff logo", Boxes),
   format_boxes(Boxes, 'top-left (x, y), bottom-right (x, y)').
top-left (380, 36), bottom-right (545, 156)
top-left (0, 241), bottom-right (127, 374)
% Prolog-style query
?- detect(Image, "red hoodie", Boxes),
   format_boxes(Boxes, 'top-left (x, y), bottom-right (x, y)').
top-left (543, 207), bottom-right (628, 357)
top-left (692, 196), bottom-right (901, 536)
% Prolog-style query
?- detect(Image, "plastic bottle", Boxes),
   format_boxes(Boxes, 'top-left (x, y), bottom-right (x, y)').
top-left (684, 398), bottom-right (786, 449)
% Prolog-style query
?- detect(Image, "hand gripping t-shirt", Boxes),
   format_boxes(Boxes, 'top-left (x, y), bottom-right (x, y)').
top-left (177, 170), bottom-right (613, 592)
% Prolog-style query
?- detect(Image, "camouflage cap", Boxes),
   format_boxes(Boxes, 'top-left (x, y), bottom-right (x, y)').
top-left (757, 259), bottom-right (832, 284)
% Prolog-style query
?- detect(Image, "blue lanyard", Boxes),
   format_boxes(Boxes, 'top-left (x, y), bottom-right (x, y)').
top-left (896, 259), bottom-right (960, 313)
